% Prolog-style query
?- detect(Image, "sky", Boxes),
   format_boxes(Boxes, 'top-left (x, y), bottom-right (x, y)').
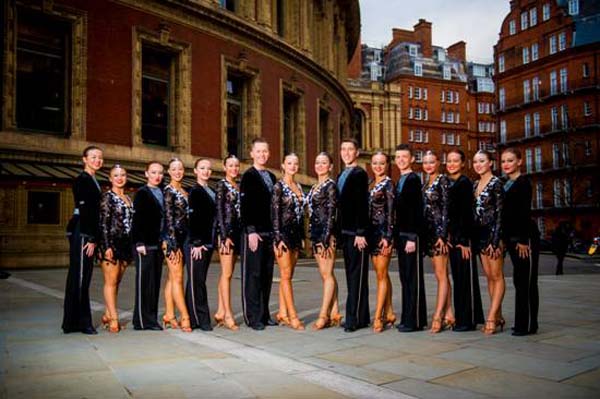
top-left (359, 0), bottom-right (511, 63)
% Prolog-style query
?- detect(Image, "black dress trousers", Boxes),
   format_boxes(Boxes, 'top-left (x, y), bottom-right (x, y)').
top-left (508, 237), bottom-right (539, 334)
top-left (396, 236), bottom-right (427, 330)
top-left (62, 221), bottom-right (95, 333)
top-left (132, 247), bottom-right (163, 329)
top-left (240, 233), bottom-right (274, 326)
top-left (449, 244), bottom-right (484, 329)
top-left (341, 234), bottom-right (370, 329)
top-left (184, 242), bottom-right (214, 329)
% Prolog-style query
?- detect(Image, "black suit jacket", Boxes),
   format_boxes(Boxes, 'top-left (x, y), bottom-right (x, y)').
top-left (131, 185), bottom-right (164, 247)
top-left (502, 175), bottom-right (532, 245)
top-left (394, 172), bottom-right (423, 241)
top-left (448, 174), bottom-right (474, 247)
top-left (337, 166), bottom-right (369, 236)
top-left (240, 166), bottom-right (277, 235)
top-left (188, 184), bottom-right (216, 248)
top-left (70, 171), bottom-right (102, 241)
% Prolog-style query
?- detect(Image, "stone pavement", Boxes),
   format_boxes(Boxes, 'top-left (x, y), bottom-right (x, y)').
top-left (1, 254), bottom-right (599, 398)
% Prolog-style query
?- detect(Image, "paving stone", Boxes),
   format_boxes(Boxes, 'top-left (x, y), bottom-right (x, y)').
top-left (366, 354), bottom-right (474, 380)
top-left (315, 345), bottom-right (408, 366)
top-left (382, 377), bottom-right (491, 399)
top-left (432, 367), bottom-right (596, 398)
top-left (563, 368), bottom-right (600, 390)
top-left (302, 357), bottom-right (405, 385)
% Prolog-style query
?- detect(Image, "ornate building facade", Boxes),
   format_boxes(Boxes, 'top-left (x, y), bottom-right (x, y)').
top-left (0, 0), bottom-right (360, 267)
top-left (494, 0), bottom-right (599, 240)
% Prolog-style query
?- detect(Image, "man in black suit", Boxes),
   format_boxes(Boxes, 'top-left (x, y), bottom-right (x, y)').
top-left (240, 137), bottom-right (277, 330)
top-left (132, 161), bottom-right (165, 331)
top-left (337, 138), bottom-right (370, 332)
top-left (393, 144), bottom-right (426, 332)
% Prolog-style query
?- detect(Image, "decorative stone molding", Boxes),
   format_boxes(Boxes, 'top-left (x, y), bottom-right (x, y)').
top-left (280, 79), bottom-right (306, 170)
top-left (131, 25), bottom-right (192, 152)
top-left (2, 0), bottom-right (87, 139)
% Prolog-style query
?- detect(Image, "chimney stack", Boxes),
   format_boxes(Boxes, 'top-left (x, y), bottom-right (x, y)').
top-left (447, 41), bottom-right (466, 63)
top-left (414, 19), bottom-right (432, 58)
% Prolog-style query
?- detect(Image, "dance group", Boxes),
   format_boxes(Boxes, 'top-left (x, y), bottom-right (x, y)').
top-left (61, 137), bottom-right (539, 338)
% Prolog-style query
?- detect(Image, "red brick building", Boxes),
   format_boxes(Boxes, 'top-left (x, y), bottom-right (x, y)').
top-left (0, 0), bottom-right (360, 267)
top-left (494, 0), bottom-right (599, 240)
top-left (381, 20), bottom-right (496, 178)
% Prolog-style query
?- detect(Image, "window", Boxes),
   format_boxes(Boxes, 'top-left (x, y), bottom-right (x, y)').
top-left (443, 65), bottom-right (451, 80)
top-left (584, 141), bottom-right (592, 156)
top-left (532, 76), bottom-right (540, 100)
top-left (568, 0), bottom-right (579, 15)
top-left (522, 47), bottom-right (530, 64)
top-left (409, 44), bottom-right (418, 57)
top-left (16, 8), bottom-right (70, 135)
top-left (141, 46), bottom-right (173, 147)
top-left (27, 191), bottom-right (60, 224)
top-left (530, 8), bottom-right (538, 26)
top-left (553, 143), bottom-right (560, 168)
top-left (558, 32), bottom-right (567, 51)
top-left (454, 91), bottom-right (459, 104)
top-left (486, 103), bottom-right (490, 113)
top-left (455, 113), bottom-right (460, 124)
top-left (523, 80), bottom-right (531, 103)
top-left (550, 70), bottom-right (557, 95)
top-left (524, 114), bottom-right (531, 137)
top-left (478, 103), bottom-right (484, 114)
top-left (441, 152), bottom-right (447, 164)
top-left (423, 109), bottom-right (429, 121)
top-left (521, 11), bottom-right (529, 30)
top-left (500, 120), bottom-right (507, 143)
top-left (498, 54), bottom-right (505, 73)
top-left (408, 86), bottom-right (413, 99)
top-left (561, 104), bottom-right (569, 129)
top-left (509, 20), bottom-right (516, 35)
top-left (423, 88), bottom-right (428, 100)
top-left (414, 87), bottom-right (422, 99)
top-left (584, 102), bottom-right (592, 116)
top-left (499, 88), bottom-right (505, 110)
top-left (554, 179), bottom-right (562, 207)
top-left (531, 43), bottom-right (539, 61)
top-left (525, 148), bottom-right (533, 173)
top-left (536, 183), bottom-right (544, 208)
top-left (414, 108), bottom-right (422, 120)
top-left (562, 142), bottom-right (570, 165)
top-left (447, 133), bottom-right (455, 145)
top-left (408, 107), bottom-right (413, 119)
top-left (535, 146), bottom-right (542, 171)
top-left (543, 3), bottom-right (551, 21)
top-left (586, 181), bottom-right (593, 199)
top-left (446, 90), bottom-right (453, 103)
top-left (560, 68), bottom-right (568, 93)
top-left (446, 112), bottom-right (454, 124)
top-left (534, 112), bottom-right (540, 135)
top-left (551, 107), bottom-right (558, 130)
top-left (226, 74), bottom-right (245, 156)
top-left (276, 0), bottom-right (285, 37)
top-left (440, 91), bottom-right (445, 103)
top-left (550, 36), bottom-right (557, 55)
top-left (282, 91), bottom-right (302, 160)
top-left (537, 217), bottom-right (546, 237)
top-left (412, 130), bottom-right (424, 143)
top-left (564, 179), bottom-right (572, 205)
top-left (220, 0), bottom-right (236, 12)
top-left (478, 122), bottom-right (484, 132)
top-left (414, 62), bottom-right (423, 76)
top-left (583, 63), bottom-right (590, 78)
top-left (319, 107), bottom-right (331, 153)
top-left (414, 150), bottom-right (424, 163)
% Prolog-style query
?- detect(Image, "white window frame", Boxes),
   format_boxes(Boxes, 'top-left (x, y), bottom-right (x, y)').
top-left (583, 63), bottom-right (590, 78)
top-left (414, 62), bottom-right (423, 76)
top-left (521, 11), bottom-right (529, 30)
top-left (525, 148), bottom-right (533, 173)
top-left (530, 7), bottom-right (538, 26)
top-left (414, 150), bottom-right (424, 163)
top-left (550, 70), bottom-right (557, 95)
top-left (423, 88), bottom-right (428, 100)
top-left (509, 20), bottom-right (516, 35)
top-left (584, 101), bottom-right (592, 116)
top-left (524, 114), bottom-right (531, 137)
top-left (446, 111), bottom-right (454, 124)
top-left (522, 47), bottom-right (530, 64)
top-left (408, 86), bottom-right (413, 99)
top-left (535, 146), bottom-right (542, 171)
top-left (531, 43), bottom-right (539, 61)
top-left (559, 32), bottom-right (567, 51)
top-left (500, 120), bottom-right (507, 143)
top-left (409, 44), bottom-right (418, 57)
top-left (561, 104), bottom-right (569, 129)
top-left (542, 3), bottom-right (551, 21)
top-left (447, 133), bottom-right (455, 145)
top-left (533, 112), bottom-right (540, 135)
top-left (551, 107), bottom-right (558, 130)
top-left (532, 76), bottom-right (540, 100)
top-left (414, 107), bottom-right (422, 120)
top-left (568, 0), bottom-right (579, 16)
top-left (414, 87), bottom-right (421, 100)
top-left (443, 65), bottom-right (451, 80)
top-left (550, 36), bottom-right (557, 55)
top-left (560, 68), bottom-right (568, 93)
top-left (536, 183), bottom-right (543, 208)
top-left (523, 80), bottom-right (531, 103)
top-left (553, 143), bottom-right (560, 168)
top-left (564, 179), bottom-right (571, 205)
top-left (554, 179), bottom-right (562, 207)
top-left (499, 87), bottom-right (505, 110)
top-left (498, 54), bottom-right (505, 73)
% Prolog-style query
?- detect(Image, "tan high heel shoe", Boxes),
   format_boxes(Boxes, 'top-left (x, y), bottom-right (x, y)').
top-left (213, 313), bottom-right (224, 327)
top-left (180, 317), bottom-right (192, 333)
top-left (385, 312), bottom-right (397, 327)
top-left (483, 319), bottom-right (497, 335)
top-left (223, 316), bottom-right (239, 331)
top-left (329, 313), bottom-right (343, 327)
top-left (496, 317), bottom-right (506, 332)
top-left (373, 318), bottom-right (384, 333)
top-left (443, 317), bottom-right (456, 331)
top-left (162, 315), bottom-right (179, 329)
top-left (312, 315), bottom-right (330, 330)
top-left (108, 318), bottom-right (121, 333)
top-left (276, 313), bottom-right (290, 326)
top-left (101, 314), bottom-right (110, 329)
top-left (430, 317), bottom-right (443, 334)
top-left (289, 316), bottom-right (305, 330)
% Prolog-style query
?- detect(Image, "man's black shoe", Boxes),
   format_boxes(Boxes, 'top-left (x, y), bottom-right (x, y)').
top-left (397, 325), bottom-right (421, 333)
top-left (81, 326), bottom-right (98, 335)
top-left (198, 324), bottom-right (213, 332)
top-left (147, 325), bottom-right (164, 331)
top-left (0, 270), bottom-right (10, 279)
top-left (264, 318), bottom-right (278, 327)
top-left (454, 325), bottom-right (476, 332)
top-left (250, 323), bottom-right (265, 331)
top-left (343, 325), bottom-right (357, 333)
